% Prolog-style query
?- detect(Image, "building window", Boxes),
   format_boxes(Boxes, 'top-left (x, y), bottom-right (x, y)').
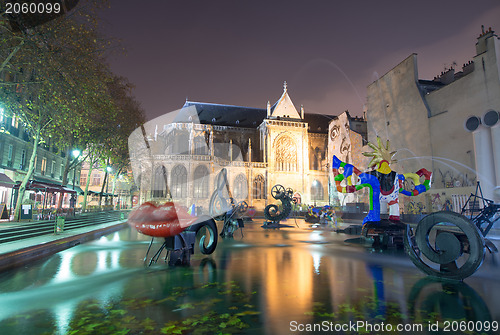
top-left (11, 115), bottom-right (18, 128)
top-left (51, 161), bottom-right (55, 177)
top-left (60, 164), bottom-right (64, 179)
top-left (166, 130), bottom-right (189, 155)
top-left (193, 136), bottom-right (208, 155)
top-left (41, 157), bottom-right (47, 175)
top-left (92, 172), bottom-right (101, 186)
top-left (233, 174), bottom-right (248, 200)
top-left (153, 165), bottom-right (168, 198)
top-left (7, 144), bottom-right (13, 166)
top-left (311, 147), bottom-right (322, 171)
top-left (253, 175), bottom-right (266, 199)
top-left (311, 180), bottom-right (324, 201)
top-left (80, 172), bottom-right (87, 186)
top-left (20, 149), bottom-right (26, 170)
top-left (171, 165), bottom-right (187, 198)
top-left (275, 135), bottom-right (297, 171)
top-left (193, 165), bottom-right (209, 198)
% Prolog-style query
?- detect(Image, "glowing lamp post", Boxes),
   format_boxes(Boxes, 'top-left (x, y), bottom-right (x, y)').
top-left (106, 166), bottom-right (112, 205)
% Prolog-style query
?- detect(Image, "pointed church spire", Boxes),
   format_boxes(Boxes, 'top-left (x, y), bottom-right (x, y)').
top-left (267, 101), bottom-right (271, 117)
top-left (283, 81), bottom-right (287, 92)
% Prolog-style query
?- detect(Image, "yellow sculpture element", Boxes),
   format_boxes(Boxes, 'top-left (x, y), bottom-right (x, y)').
top-left (402, 173), bottom-right (420, 185)
top-left (362, 137), bottom-right (397, 169)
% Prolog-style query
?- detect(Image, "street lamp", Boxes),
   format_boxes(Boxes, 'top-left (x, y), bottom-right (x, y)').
top-left (105, 166), bottom-right (112, 205)
top-left (71, 149), bottom-right (81, 189)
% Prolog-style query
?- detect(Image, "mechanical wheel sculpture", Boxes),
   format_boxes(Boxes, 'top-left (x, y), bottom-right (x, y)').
top-left (264, 184), bottom-right (293, 224)
top-left (404, 211), bottom-right (486, 281)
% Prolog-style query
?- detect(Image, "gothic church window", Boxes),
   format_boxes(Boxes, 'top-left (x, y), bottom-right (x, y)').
top-left (171, 165), bottom-right (187, 198)
top-left (311, 180), bottom-right (324, 201)
top-left (233, 173), bottom-right (248, 200)
top-left (275, 135), bottom-right (297, 171)
top-left (193, 165), bottom-right (209, 198)
top-left (253, 175), bottom-right (266, 199)
top-left (153, 165), bottom-right (168, 198)
top-left (193, 136), bottom-right (208, 155)
top-left (166, 130), bottom-right (189, 155)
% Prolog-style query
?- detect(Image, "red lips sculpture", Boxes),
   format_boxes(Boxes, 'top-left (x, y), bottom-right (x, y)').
top-left (128, 201), bottom-right (198, 238)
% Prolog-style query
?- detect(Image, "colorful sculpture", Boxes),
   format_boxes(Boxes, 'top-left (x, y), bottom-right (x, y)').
top-left (332, 137), bottom-right (432, 224)
top-left (305, 205), bottom-right (337, 225)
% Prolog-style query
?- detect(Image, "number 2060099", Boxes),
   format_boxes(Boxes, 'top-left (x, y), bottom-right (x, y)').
top-left (442, 321), bottom-right (498, 332)
top-left (6, 2), bottom-right (61, 14)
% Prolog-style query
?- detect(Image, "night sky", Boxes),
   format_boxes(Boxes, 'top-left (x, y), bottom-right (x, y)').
top-left (99, 1), bottom-right (500, 121)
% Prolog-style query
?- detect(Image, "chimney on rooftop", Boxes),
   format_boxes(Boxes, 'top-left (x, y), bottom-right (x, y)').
top-left (439, 68), bottom-right (455, 85)
top-left (476, 25), bottom-right (496, 55)
top-left (462, 61), bottom-right (475, 75)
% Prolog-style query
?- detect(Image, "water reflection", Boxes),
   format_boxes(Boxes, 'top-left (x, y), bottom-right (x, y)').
top-left (0, 223), bottom-right (498, 334)
top-left (409, 277), bottom-right (492, 325)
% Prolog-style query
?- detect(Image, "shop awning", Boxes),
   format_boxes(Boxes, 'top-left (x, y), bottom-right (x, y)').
top-left (0, 173), bottom-right (15, 188)
top-left (85, 190), bottom-right (117, 197)
top-left (13, 180), bottom-right (76, 194)
top-left (65, 184), bottom-right (84, 194)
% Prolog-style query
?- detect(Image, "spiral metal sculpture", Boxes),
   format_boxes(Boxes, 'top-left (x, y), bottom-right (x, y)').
top-left (404, 211), bottom-right (485, 280)
top-left (264, 184), bottom-right (293, 223)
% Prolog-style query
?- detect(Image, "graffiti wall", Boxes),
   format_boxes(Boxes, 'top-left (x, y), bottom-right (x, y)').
top-left (328, 112), bottom-right (369, 206)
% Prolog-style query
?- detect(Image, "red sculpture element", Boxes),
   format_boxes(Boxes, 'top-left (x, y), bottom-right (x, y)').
top-left (128, 202), bottom-right (198, 237)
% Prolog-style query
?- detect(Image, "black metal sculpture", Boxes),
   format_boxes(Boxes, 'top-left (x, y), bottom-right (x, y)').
top-left (128, 202), bottom-right (218, 267)
top-left (405, 182), bottom-right (499, 280)
top-left (263, 184), bottom-right (293, 226)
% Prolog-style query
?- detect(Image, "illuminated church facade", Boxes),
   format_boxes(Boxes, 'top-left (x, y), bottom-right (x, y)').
top-left (129, 84), bottom-right (363, 211)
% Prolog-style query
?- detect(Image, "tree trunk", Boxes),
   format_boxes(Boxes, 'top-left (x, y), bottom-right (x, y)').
top-left (99, 171), bottom-right (108, 208)
top-left (81, 162), bottom-right (94, 212)
top-left (0, 40), bottom-right (24, 74)
top-left (110, 167), bottom-right (123, 208)
top-left (13, 121), bottom-right (40, 221)
top-left (110, 173), bottom-right (116, 208)
top-left (57, 147), bottom-right (71, 209)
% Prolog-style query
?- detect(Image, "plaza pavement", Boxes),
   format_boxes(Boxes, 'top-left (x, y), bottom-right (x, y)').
top-left (0, 218), bottom-right (128, 272)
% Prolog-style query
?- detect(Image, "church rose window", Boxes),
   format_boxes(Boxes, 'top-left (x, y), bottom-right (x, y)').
top-left (275, 135), bottom-right (297, 171)
top-left (171, 165), bottom-right (187, 198)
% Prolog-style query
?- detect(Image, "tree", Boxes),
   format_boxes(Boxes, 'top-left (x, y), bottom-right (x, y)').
top-left (80, 143), bottom-right (102, 212)
top-left (97, 75), bottom-right (145, 208)
top-left (0, 0), bottom-right (116, 220)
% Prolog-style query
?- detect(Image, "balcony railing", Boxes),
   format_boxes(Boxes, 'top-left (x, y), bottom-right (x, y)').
top-left (148, 154), bottom-right (268, 168)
